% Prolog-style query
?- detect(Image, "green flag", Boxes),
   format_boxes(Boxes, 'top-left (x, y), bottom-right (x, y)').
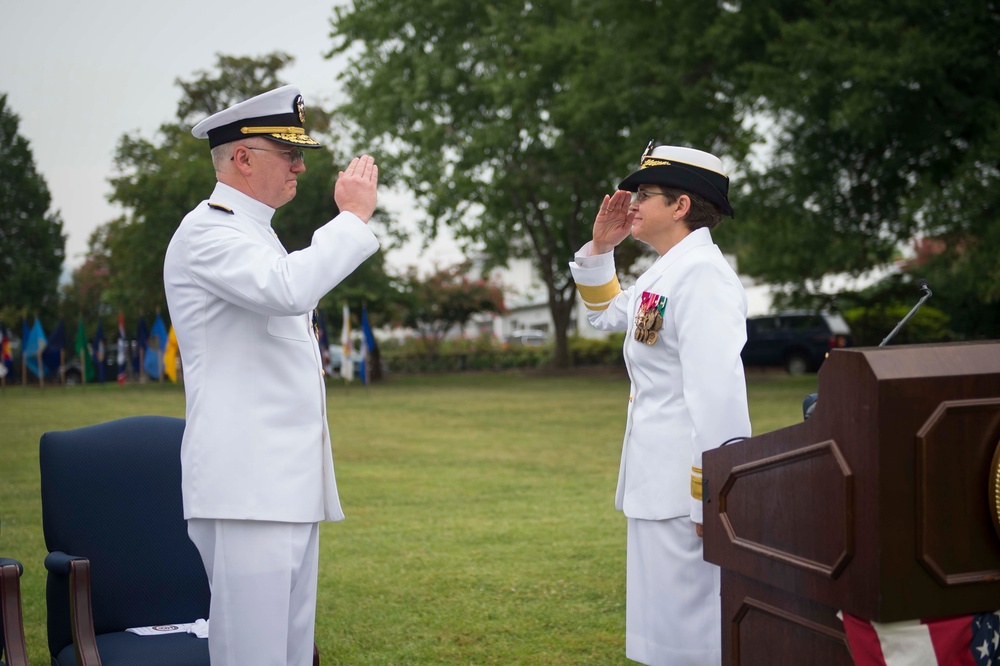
top-left (75, 319), bottom-right (94, 382)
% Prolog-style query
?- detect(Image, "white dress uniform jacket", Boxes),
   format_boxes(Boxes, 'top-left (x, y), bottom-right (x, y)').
top-left (570, 227), bottom-right (751, 524)
top-left (164, 182), bottom-right (379, 523)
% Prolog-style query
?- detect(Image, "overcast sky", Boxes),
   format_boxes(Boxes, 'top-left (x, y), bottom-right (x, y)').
top-left (0, 0), bottom-right (461, 276)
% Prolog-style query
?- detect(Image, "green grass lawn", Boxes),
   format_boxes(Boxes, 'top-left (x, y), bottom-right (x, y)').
top-left (0, 369), bottom-right (816, 665)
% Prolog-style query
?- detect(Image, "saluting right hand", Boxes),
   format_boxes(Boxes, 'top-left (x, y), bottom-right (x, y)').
top-left (591, 190), bottom-right (633, 255)
top-left (334, 155), bottom-right (378, 223)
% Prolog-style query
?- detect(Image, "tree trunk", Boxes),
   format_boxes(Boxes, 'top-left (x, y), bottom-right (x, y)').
top-left (549, 294), bottom-right (574, 369)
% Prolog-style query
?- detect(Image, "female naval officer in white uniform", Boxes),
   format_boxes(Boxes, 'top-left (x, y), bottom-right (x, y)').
top-left (569, 144), bottom-right (751, 666)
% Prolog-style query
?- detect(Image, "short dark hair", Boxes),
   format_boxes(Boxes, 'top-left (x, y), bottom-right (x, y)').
top-left (663, 188), bottom-right (724, 231)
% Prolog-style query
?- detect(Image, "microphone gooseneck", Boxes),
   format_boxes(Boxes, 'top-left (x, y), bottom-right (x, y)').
top-left (879, 281), bottom-right (933, 347)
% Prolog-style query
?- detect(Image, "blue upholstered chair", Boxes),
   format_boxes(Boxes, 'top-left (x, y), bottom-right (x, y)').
top-left (0, 556), bottom-right (29, 666)
top-left (39, 416), bottom-right (322, 666)
top-left (39, 416), bottom-right (211, 666)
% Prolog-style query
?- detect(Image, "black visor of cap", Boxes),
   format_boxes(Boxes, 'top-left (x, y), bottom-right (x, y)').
top-left (618, 163), bottom-right (734, 218)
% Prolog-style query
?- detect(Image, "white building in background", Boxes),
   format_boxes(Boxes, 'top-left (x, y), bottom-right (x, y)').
top-left (464, 256), bottom-right (605, 343)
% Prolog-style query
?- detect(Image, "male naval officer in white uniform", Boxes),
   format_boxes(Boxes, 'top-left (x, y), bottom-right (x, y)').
top-left (163, 85), bottom-right (379, 666)
top-left (569, 144), bottom-right (751, 665)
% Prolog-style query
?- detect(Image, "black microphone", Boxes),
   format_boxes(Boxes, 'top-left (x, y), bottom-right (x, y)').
top-left (879, 280), bottom-right (932, 347)
top-left (804, 281), bottom-right (933, 420)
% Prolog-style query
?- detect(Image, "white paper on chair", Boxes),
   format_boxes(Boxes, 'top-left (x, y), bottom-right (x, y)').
top-left (126, 619), bottom-right (208, 638)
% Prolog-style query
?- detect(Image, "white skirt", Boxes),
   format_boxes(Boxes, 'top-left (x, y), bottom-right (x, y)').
top-left (626, 516), bottom-right (722, 666)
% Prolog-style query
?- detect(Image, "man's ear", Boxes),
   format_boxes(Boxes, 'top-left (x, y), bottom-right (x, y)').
top-left (231, 145), bottom-right (253, 174)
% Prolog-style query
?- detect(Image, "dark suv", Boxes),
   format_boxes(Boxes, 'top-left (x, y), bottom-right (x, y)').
top-left (741, 311), bottom-right (852, 375)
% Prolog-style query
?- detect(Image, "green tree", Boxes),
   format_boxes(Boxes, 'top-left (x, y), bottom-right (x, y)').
top-left (716, 0), bottom-right (1000, 337)
top-left (0, 93), bottom-right (66, 323)
top-left (328, 1), bottom-right (751, 367)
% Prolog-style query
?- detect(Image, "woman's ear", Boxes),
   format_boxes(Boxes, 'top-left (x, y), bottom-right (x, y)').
top-left (674, 194), bottom-right (691, 220)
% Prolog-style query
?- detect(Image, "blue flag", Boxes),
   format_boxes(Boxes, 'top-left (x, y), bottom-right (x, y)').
top-left (92, 321), bottom-right (107, 384)
top-left (24, 317), bottom-right (48, 378)
top-left (144, 314), bottom-right (168, 380)
top-left (42, 319), bottom-right (66, 377)
top-left (359, 306), bottom-right (377, 385)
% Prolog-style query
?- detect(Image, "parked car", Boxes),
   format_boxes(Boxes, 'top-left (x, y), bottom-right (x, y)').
top-left (741, 311), bottom-right (853, 375)
top-left (507, 329), bottom-right (549, 347)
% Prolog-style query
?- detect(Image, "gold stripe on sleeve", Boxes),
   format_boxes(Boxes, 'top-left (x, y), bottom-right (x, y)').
top-left (691, 466), bottom-right (704, 501)
top-left (691, 475), bottom-right (703, 501)
top-left (576, 277), bottom-right (621, 308)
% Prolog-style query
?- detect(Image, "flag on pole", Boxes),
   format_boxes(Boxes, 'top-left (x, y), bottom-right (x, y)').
top-left (359, 305), bottom-right (377, 385)
top-left (24, 317), bottom-right (47, 378)
top-left (340, 304), bottom-right (353, 381)
top-left (42, 319), bottom-right (66, 379)
top-left (75, 319), bottom-right (93, 383)
top-left (117, 312), bottom-right (128, 385)
top-left (0, 324), bottom-right (13, 379)
top-left (163, 326), bottom-right (179, 382)
top-left (841, 610), bottom-right (1000, 666)
top-left (92, 321), bottom-right (106, 384)
top-left (144, 314), bottom-right (168, 380)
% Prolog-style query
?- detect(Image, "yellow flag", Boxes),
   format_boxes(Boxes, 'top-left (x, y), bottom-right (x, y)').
top-left (164, 326), bottom-right (180, 382)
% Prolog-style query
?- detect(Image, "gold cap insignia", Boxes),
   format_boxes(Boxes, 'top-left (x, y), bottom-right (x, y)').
top-left (641, 157), bottom-right (672, 169)
top-left (295, 95), bottom-right (306, 124)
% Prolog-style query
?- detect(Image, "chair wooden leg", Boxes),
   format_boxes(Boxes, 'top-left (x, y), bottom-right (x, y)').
top-left (0, 563), bottom-right (29, 666)
top-left (313, 641), bottom-right (320, 666)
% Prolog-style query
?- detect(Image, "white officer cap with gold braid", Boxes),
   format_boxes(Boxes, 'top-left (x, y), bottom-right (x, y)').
top-left (191, 85), bottom-right (322, 149)
top-left (618, 143), bottom-right (733, 218)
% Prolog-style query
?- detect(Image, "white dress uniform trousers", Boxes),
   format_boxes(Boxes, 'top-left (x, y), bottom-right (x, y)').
top-left (187, 519), bottom-right (319, 666)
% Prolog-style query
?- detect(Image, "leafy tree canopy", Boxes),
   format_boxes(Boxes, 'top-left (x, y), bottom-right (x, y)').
top-left (717, 0), bottom-right (1000, 336)
top-left (328, 0), bottom-right (752, 366)
top-left (0, 93), bottom-right (66, 325)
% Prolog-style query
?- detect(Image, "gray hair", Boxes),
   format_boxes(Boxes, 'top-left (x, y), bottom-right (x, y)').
top-left (210, 138), bottom-right (271, 172)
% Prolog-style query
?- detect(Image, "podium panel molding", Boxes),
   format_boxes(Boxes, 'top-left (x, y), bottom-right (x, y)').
top-left (719, 440), bottom-right (855, 579)
top-left (915, 397), bottom-right (1000, 586)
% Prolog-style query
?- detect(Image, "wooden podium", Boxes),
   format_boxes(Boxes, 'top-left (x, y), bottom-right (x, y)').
top-left (703, 341), bottom-right (1000, 664)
